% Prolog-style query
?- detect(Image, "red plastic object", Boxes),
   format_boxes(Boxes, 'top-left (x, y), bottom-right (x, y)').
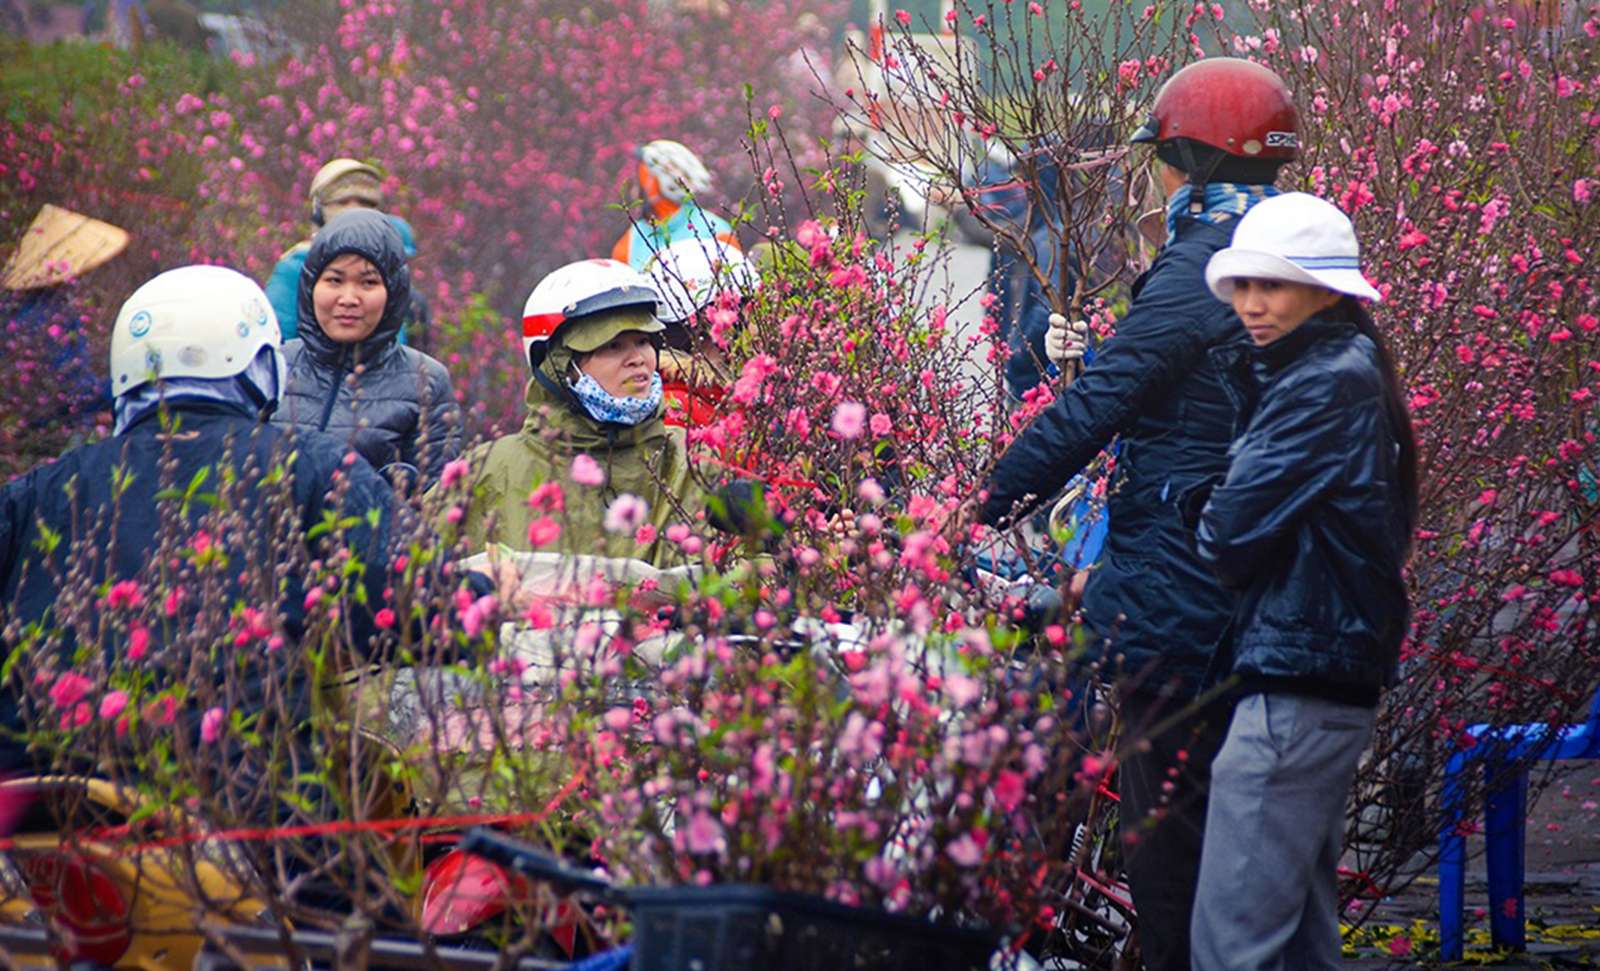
top-left (20, 851), bottom-right (132, 967)
top-left (421, 850), bottom-right (526, 936)
top-left (419, 849), bottom-right (581, 956)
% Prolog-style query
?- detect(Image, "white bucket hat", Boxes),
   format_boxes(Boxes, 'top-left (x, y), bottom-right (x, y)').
top-left (1205, 192), bottom-right (1382, 303)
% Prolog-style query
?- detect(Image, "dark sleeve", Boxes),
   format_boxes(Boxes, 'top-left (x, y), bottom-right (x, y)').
top-left (292, 442), bottom-right (398, 657)
top-left (331, 455), bottom-right (400, 654)
top-left (1195, 377), bottom-right (1375, 589)
top-left (979, 284), bottom-right (1210, 524)
top-left (409, 357), bottom-right (463, 486)
top-left (0, 474), bottom-right (26, 605)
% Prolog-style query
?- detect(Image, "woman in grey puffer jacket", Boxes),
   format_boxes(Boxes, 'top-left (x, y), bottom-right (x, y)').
top-left (274, 209), bottom-right (461, 487)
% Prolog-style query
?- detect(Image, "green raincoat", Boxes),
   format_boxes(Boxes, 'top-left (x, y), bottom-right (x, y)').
top-left (438, 338), bottom-right (704, 567)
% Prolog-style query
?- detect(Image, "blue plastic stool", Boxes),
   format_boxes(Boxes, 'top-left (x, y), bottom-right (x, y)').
top-left (1438, 685), bottom-right (1600, 958)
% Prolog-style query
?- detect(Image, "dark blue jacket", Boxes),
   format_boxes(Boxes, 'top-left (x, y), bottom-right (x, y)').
top-left (273, 210), bottom-right (461, 487)
top-left (1196, 316), bottom-right (1409, 705)
top-left (981, 218), bottom-right (1247, 696)
top-left (0, 400), bottom-right (396, 771)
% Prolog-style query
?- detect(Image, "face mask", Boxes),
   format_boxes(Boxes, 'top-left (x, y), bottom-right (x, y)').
top-left (568, 370), bottom-right (663, 426)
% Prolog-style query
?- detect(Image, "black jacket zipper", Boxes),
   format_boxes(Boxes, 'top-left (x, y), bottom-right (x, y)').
top-left (316, 346), bottom-right (351, 432)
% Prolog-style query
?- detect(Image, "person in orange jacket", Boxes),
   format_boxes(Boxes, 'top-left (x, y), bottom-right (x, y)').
top-left (613, 140), bottom-right (740, 271)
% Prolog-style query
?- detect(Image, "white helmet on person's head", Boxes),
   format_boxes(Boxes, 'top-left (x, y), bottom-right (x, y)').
top-left (110, 265), bottom-right (282, 398)
top-left (636, 140), bottom-right (713, 205)
top-left (521, 258), bottom-right (662, 373)
top-left (646, 238), bottom-right (759, 325)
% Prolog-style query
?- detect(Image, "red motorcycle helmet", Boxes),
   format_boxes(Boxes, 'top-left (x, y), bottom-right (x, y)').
top-left (1131, 57), bottom-right (1299, 185)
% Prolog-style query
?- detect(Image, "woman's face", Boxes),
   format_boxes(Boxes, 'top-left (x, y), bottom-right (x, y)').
top-left (312, 253), bottom-right (387, 343)
top-left (1230, 278), bottom-right (1342, 346)
top-left (577, 331), bottom-right (659, 398)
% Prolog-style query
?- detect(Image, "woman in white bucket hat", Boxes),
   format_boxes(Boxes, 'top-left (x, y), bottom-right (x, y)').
top-left (1185, 192), bottom-right (1420, 970)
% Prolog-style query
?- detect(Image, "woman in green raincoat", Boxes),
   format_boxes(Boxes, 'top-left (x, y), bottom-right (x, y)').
top-left (435, 258), bottom-right (704, 567)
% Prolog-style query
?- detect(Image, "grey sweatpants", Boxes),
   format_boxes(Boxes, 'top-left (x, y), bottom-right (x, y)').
top-left (1190, 693), bottom-right (1376, 971)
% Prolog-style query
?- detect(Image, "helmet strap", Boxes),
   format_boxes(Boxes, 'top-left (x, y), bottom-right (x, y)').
top-left (532, 364), bottom-right (577, 408)
top-left (1175, 141), bottom-right (1226, 213)
top-left (236, 373), bottom-right (276, 419)
top-left (1160, 139), bottom-right (1229, 213)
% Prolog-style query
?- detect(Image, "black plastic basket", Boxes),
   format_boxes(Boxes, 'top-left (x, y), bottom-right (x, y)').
top-left (456, 829), bottom-right (1000, 971)
top-left (625, 884), bottom-right (998, 971)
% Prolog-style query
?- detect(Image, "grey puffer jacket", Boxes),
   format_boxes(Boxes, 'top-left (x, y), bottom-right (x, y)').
top-left (273, 209), bottom-right (462, 485)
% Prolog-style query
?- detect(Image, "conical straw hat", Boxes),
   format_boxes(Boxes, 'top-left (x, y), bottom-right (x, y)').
top-left (2, 204), bottom-right (131, 291)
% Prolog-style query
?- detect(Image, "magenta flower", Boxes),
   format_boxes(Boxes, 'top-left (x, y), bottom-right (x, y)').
top-left (527, 481), bottom-right (566, 512)
top-left (943, 673), bottom-right (981, 707)
top-left (831, 401), bottom-right (867, 439)
top-left (49, 672), bottom-right (93, 710)
top-left (993, 769), bottom-right (1026, 812)
top-left (527, 517), bottom-right (562, 548)
top-left (946, 832), bottom-right (984, 867)
top-left (200, 706), bottom-right (226, 743)
top-left (99, 691), bottom-right (129, 721)
top-left (144, 696), bottom-right (177, 727)
top-left (604, 494), bottom-right (650, 534)
top-left (104, 580), bottom-right (142, 610)
top-left (127, 626), bottom-right (151, 661)
top-left (685, 810), bottom-right (726, 855)
top-left (571, 454), bottom-right (606, 487)
top-left (439, 458), bottom-right (471, 489)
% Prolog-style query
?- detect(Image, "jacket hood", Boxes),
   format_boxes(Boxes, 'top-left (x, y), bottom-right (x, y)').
top-left (297, 209), bottom-right (412, 364)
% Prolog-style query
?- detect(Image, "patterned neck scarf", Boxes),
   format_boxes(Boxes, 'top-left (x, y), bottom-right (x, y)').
top-left (1165, 181), bottom-right (1282, 243)
top-left (568, 371), bottom-right (664, 426)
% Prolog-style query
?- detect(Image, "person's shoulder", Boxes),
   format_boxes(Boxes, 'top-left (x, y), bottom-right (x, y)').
top-left (397, 346), bottom-right (453, 381)
top-left (683, 205), bottom-right (733, 233)
top-left (1274, 328), bottom-right (1383, 406)
top-left (258, 421), bottom-right (348, 468)
top-left (1, 441), bottom-right (95, 499)
top-left (1164, 218), bottom-right (1235, 263)
top-left (1319, 329), bottom-right (1385, 397)
top-left (1128, 235), bottom-right (1228, 318)
top-left (271, 241), bottom-right (311, 268)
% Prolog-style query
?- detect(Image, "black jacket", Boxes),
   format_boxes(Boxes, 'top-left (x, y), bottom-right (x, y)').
top-left (274, 209), bottom-right (461, 486)
top-left (0, 401), bottom-right (396, 771)
top-left (1195, 316), bottom-right (1409, 705)
top-left (981, 218), bottom-right (1246, 696)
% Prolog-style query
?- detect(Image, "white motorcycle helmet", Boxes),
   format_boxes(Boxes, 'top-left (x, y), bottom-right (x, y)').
top-left (636, 140), bottom-right (713, 205)
top-left (521, 258), bottom-right (661, 373)
top-left (646, 239), bottom-right (759, 325)
top-left (110, 265), bottom-right (284, 398)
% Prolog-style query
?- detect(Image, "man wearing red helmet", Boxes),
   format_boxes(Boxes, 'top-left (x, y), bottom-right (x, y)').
top-left (976, 58), bottom-right (1298, 971)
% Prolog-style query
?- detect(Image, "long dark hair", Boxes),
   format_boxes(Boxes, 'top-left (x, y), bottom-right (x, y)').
top-left (1340, 297), bottom-right (1420, 543)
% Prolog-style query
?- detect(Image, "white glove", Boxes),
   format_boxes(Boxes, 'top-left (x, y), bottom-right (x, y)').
top-left (1045, 313), bottom-right (1089, 366)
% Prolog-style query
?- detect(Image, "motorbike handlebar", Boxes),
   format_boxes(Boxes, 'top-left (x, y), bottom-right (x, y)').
top-left (458, 828), bottom-right (619, 901)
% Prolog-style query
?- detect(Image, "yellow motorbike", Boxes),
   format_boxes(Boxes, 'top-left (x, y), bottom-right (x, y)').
top-left (0, 775), bottom-right (270, 971)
